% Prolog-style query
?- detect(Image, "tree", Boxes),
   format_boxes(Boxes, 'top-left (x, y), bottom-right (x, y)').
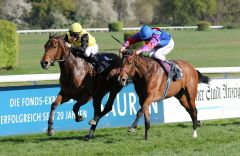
top-left (28, 0), bottom-right (75, 29)
top-left (134, 0), bottom-right (159, 25)
top-left (159, 0), bottom-right (216, 25)
top-left (113, 0), bottom-right (137, 26)
top-left (0, 0), bottom-right (32, 29)
top-left (216, 0), bottom-right (240, 25)
top-left (190, 0), bottom-right (216, 22)
top-left (74, 0), bottom-right (118, 27)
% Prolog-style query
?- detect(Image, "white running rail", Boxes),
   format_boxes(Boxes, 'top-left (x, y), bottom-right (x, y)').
top-left (0, 67), bottom-right (239, 83)
top-left (17, 26), bottom-right (224, 34)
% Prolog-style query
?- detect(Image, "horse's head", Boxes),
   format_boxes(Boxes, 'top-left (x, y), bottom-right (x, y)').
top-left (40, 34), bottom-right (69, 69)
top-left (119, 53), bottom-right (137, 86)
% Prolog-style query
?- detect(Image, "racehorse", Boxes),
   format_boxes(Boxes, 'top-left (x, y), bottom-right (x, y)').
top-left (119, 51), bottom-right (210, 140)
top-left (40, 34), bottom-right (123, 140)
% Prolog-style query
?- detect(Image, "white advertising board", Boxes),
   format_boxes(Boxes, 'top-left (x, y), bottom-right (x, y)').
top-left (163, 79), bottom-right (240, 123)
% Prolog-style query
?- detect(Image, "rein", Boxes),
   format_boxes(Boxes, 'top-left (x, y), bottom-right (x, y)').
top-left (122, 53), bottom-right (171, 102)
top-left (121, 54), bottom-right (151, 78)
top-left (44, 39), bottom-right (71, 63)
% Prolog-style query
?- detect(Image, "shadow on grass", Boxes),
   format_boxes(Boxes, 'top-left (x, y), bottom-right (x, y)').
top-left (160, 119), bottom-right (240, 129)
top-left (0, 133), bottom-right (114, 143)
top-left (203, 121), bottom-right (240, 127)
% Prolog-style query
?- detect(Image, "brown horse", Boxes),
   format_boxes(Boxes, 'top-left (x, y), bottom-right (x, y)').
top-left (119, 52), bottom-right (209, 140)
top-left (40, 34), bottom-right (123, 140)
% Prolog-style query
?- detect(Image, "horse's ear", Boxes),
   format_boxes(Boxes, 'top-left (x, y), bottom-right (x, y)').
top-left (49, 33), bottom-right (53, 39)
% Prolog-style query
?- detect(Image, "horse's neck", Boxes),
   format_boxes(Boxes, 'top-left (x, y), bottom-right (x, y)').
top-left (134, 57), bottom-right (154, 78)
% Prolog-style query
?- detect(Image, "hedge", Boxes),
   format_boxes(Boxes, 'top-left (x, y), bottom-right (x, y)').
top-left (197, 21), bottom-right (211, 31)
top-left (0, 19), bottom-right (19, 70)
top-left (108, 21), bottom-right (123, 32)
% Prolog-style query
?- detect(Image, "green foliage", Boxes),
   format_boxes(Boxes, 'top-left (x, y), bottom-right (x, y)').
top-left (29, 0), bottom-right (75, 29)
top-left (0, 19), bottom-right (18, 70)
top-left (124, 31), bottom-right (144, 49)
top-left (197, 21), bottom-right (211, 31)
top-left (160, 0), bottom-right (217, 25)
top-left (108, 21), bottom-right (123, 32)
top-left (216, 0), bottom-right (240, 26)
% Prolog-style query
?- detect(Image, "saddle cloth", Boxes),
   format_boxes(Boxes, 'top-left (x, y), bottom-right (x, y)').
top-left (95, 54), bottom-right (112, 70)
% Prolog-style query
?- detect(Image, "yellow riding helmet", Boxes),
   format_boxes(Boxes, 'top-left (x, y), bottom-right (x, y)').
top-left (69, 23), bottom-right (82, 33)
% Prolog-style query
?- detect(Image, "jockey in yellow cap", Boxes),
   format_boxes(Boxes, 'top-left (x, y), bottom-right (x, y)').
top-left (64, 22), bottom-right (104, 73)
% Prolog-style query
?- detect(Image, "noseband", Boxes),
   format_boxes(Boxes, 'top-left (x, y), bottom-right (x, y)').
top-left (43, 39), bottom-right (70, 63)
top-left (120, 55), bottom-right (135, 77)
top-left (121, 54), bottom-right (151, 77)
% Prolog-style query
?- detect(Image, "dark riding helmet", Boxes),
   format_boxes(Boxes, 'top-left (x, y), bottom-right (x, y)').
top-left (139, 25), bottom-right (153, 40)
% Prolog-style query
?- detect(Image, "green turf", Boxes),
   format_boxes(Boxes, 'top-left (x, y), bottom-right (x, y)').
top-left (0, 29), bottom-right (240, 75)
top-left (0, 119), bottom-right (240, 156)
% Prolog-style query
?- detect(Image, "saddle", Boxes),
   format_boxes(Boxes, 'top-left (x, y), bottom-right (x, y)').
top-left (139, 52), bottom-right (182, 81)
top-left (169, 62), bottom-right (182, 81)
top-left (93, 54), bottom-right (112, 72)
top-left (74, 52), bottom-right (112, 73)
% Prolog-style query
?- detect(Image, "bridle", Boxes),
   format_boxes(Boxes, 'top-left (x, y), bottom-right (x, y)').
top-left (120, 55), bottom-right (135, 77)
top-left (121, 54), bottom-right (152, 78)
top-left (43, 38), bottom-right (71, 64)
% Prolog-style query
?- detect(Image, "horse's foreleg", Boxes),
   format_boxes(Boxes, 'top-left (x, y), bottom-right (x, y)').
top-left (73, 94), bottom-right (90, 122)
top-left (128, 108), bottom-right (144, 132)
top-left (128, 103), bottom-right (152, 140)
top-left (140, 97), bottom-right (156, 140)
top-left (99, 87), bottom-right (122, 118)
top-left (144, 108), bottom-right (151, 140)
top-left (128, 96), bottom-right (145, 132)
top-left (47, 103), bottom-right (58, 136)
top-left (48, 93), bottom-right (67, 136)
top-left (86, 88), bottom-right (121, 140)
top-left (87, 95), bottom-right (104, 126)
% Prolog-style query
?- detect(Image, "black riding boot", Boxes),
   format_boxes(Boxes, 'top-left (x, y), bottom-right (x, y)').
top-left (162, 60), bottom-right (182, 81)
top-left (170, 62), bottom-right (183, 80)
top-left (89, 54), bottom-right (105, 73)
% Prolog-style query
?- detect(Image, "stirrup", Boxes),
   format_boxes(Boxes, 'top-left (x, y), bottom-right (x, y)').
top-left (172, 64), bottom-right (183, 81)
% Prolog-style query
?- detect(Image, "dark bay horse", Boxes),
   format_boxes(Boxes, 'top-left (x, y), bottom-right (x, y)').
top-left (40, 34), bottom-right (123, 140)
top-left (119, 52), bottom-right (210, 140)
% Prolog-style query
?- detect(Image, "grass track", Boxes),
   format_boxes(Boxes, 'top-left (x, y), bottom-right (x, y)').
top-left (0, 119), bottom-right (240, 155)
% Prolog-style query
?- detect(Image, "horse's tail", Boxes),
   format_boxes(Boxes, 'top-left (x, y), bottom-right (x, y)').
top-left (197, 70), bottom-right (210, 84)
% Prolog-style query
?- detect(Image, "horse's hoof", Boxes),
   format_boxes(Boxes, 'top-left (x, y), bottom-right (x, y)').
top-left (89, 119), bottom-right (97, 125)
top-left (75, 116), bottom-right (84, 122)
top-left (84, 134), bottom-right (94, 141)
top-left (47, 129), bottom-right (55, 136)
top-left (127, 127), bottom-right (136, 133)
top-left (193, 130), bottom-right (198, 138)
top-left (197, 120), bottom-right (203, 127)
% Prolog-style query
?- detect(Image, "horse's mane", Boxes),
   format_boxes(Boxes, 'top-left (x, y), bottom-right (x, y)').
top-left (125, 53), bottom-right (158, 65)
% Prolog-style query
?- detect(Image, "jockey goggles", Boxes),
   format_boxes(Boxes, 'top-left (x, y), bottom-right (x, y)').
top-left (69, 31), bottom-right (80, 38)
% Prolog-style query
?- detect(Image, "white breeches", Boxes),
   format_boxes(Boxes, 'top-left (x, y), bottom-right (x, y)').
top-left (84, 44), bottom-right (99, 57)
top-left (149, 39), bottom-right (174, 61)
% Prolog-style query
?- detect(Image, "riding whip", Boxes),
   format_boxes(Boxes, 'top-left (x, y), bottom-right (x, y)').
top-left (111, 35), bottom-right (124, 46)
